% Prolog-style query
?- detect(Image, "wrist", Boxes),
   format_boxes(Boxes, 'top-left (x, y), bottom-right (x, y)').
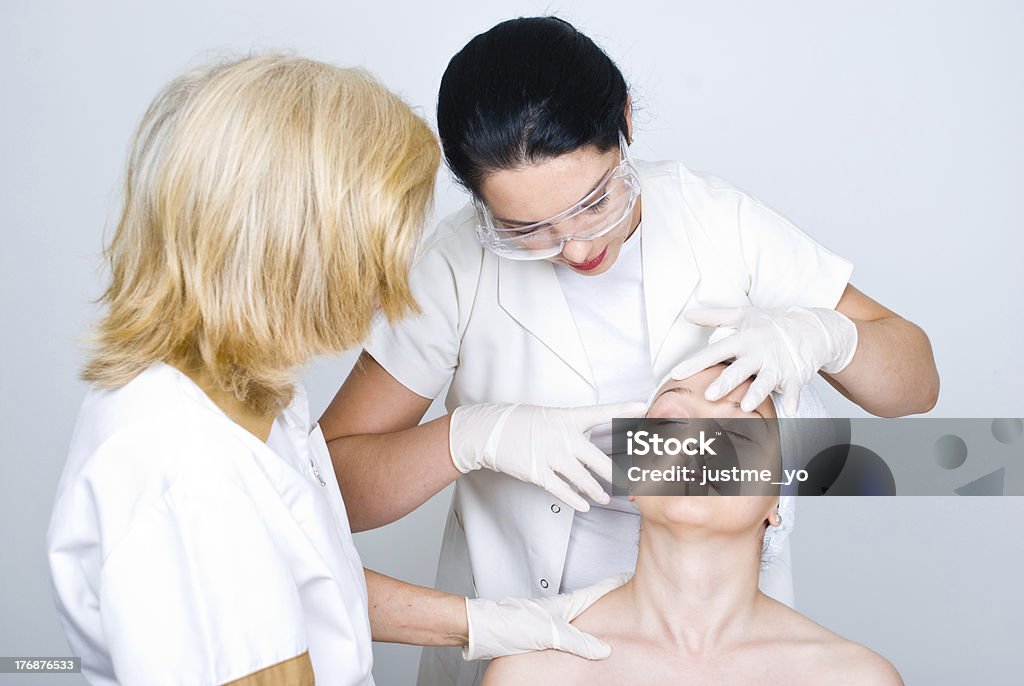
top-left (449, 403), bottom-right (519, 474)
top-left (812, 307), bottom-right (858, 374)
top-left (448, 406), bottom-right (474, 474)
top-left (449, 596), bottom-right (470, 647)
top-left (462, 597), bottom-right (495, 661)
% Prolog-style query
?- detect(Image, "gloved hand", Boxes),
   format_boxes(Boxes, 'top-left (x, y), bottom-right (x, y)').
top-left (670, 306), bottom-right (857, 416)
top-left (449, 402), bottom-right (645, 512)
top-left (463, 573), bottom-right (631, 661)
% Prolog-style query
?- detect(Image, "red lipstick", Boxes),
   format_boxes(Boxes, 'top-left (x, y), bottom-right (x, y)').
top-left (569, 247), bottom-right (608, 272)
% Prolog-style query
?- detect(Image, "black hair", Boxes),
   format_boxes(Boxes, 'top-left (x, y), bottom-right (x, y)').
top-left (437, 16), bottom-right (629, 197)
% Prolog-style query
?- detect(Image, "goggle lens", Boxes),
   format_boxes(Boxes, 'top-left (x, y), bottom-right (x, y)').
top-left (474, 136), bottom-right (640, 261)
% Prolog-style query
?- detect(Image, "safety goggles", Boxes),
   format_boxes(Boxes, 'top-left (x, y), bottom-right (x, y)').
top-left (473, 134), bottom-right (641, 261)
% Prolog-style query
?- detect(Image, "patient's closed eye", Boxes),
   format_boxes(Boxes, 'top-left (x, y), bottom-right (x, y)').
top-left (648, 418), bottom-right (690, 427)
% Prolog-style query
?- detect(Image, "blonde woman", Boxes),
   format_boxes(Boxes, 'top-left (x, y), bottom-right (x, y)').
top-left (47, 55), bottom-right (622, 686)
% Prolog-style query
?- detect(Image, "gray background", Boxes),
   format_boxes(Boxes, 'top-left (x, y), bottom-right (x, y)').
top-left (2, 1), bottom-right (1022, 684)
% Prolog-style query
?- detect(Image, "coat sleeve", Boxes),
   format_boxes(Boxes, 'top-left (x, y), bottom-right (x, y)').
top-left (362, 207), bottom-right (484, 399)
top-left (735, 191), bottom-right (854, 310)
top-left (98, 479), bottom-right (312, 686)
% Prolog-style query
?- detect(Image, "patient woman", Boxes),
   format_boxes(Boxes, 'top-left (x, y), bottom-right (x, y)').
top-left (484, 364), bottom-right (903, 685)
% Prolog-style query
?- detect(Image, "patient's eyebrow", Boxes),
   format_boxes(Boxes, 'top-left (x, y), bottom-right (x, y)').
top-left (652, 385), bottom-right (769, 429)
top-left (732, 401), bottom-right (770, 430)
top-left (651, 385), bottom-right (694, 406)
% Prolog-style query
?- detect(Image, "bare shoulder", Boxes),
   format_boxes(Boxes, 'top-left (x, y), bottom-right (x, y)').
top-left (821, 641), bottom-right (903, 686)
top-left (760, 598), bottom-right (902, 685)
top-left (482, 650), bottom-right (588, 686)
top-left (785, 616), bottom-right (902, 685)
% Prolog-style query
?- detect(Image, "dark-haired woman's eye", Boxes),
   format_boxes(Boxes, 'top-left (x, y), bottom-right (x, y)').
top-left (586, 194), bottom-right (611, 214)
top-left (511, 226), bottom-right (554, 246)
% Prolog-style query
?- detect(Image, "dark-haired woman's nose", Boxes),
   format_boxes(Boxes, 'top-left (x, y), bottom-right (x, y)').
top-left (560, 239), bottom-right (593, 264)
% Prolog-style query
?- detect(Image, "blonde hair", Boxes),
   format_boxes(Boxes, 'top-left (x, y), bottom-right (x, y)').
top-left (83, 53), bottom-right (439, 413)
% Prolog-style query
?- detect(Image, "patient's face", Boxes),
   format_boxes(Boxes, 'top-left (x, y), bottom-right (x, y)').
top-left (633, 364), bottom-right (781, 533)
top-left (647, 364), bottom-right (777, 421)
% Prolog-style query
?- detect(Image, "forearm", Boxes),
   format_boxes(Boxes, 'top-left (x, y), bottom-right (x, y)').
top-left (365, 568), bottom-right (468, 647)
top-left (327, 415), bottom-right (461, 532)
top-left (823, 316), bottom-right (939, 417)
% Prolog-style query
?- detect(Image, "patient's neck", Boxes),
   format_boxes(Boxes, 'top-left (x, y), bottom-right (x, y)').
top-left (625, 519), bottom-right (765, 653)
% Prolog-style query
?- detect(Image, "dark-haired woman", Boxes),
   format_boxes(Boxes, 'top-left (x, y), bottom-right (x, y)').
top-left (321, 16), bottom-right (938, 686)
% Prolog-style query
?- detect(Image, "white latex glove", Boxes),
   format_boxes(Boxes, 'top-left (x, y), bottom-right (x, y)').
top-left (463, 573), bottom-right (631, 661)
top-left (449, 402), bottom-right (645, 512)
top-left (670, 306), bottom-right (857, 416)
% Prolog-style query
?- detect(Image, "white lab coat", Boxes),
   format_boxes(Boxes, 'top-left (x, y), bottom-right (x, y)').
top-left (364, 159), bottom-right (854, 686)
top-left (47, 362), bottom-right (374, 686)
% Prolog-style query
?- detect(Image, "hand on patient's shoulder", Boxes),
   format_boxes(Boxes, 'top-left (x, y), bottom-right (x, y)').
top-left (482, 636), bottom-right (903, 686)
top-left (481, 589), bottom-right (628, 686)
top-left (483, 593), bottom-right (903, 685)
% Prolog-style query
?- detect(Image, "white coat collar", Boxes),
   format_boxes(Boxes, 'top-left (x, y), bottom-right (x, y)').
top-left (497, 256), bottom-right (595, 387)
top-left (636, 160), bottom-right (700, 367)
top-left (494, 159), bottom-right (700, 387)
top-left (152, 361), bottom-right (311, 435)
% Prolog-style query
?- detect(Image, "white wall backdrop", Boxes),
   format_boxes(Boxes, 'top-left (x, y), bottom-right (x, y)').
top-left (2, 1), bottom-right (1022, 684)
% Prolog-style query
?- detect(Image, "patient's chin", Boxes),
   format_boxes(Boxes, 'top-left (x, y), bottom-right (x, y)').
top-left (636, 495), bottom-right (776, 534)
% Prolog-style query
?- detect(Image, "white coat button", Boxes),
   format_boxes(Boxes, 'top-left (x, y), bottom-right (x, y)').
top-left (550, 504), bottom-right (561, 514)
top-left (539, 579), bottom-right (549, 589)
